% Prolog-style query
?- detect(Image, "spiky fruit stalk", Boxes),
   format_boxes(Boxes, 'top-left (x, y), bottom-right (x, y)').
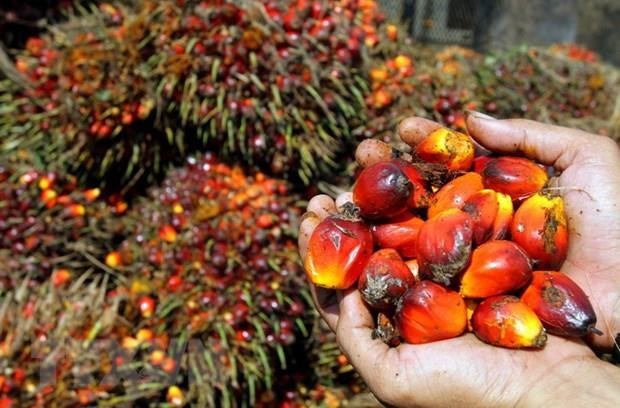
top-left (0, 0), bottom-right (396, 188)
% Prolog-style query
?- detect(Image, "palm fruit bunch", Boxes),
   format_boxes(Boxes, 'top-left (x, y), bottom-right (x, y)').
top-left (472, 46), bottom-right (619, 138)
top-left (305, 126), bottom-right (600, 349)
top-left (0, 161), bottom-right (122, 290)
top-left (0, 0), bottom-right (400, 189)
top-left (87, 153), bottom-right (312, 406)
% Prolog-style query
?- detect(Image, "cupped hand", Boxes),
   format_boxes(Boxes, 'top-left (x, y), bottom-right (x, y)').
top-left (298, 115), bottom-right (620, 407)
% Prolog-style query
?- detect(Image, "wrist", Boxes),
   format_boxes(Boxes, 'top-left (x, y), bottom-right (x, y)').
top-left (518, 355), bottom-right (620, 407)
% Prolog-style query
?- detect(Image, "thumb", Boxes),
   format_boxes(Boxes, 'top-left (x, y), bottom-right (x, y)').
top-left (465, 112), bottom-right (595, 170)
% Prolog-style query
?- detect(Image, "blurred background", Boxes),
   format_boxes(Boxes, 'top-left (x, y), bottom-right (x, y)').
top-left (379, 0), bottom-right (619, 66)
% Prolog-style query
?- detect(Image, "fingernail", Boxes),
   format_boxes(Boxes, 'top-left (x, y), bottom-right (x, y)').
top-left (465, 110), bottom-right (496, 121)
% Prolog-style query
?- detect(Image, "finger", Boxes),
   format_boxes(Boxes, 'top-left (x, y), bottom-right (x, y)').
top-left (398, 116), bottom-right (442, 147)
top-left (355, 139), bottom-right (393, 167)
top-left (307, 194), bottom-right (336, 220)
top-left (335, 289), bottom-right (394, 392)
top-left (335, 191), bottom-right (353, 212)
top-left (298, 211), bottom-right (320, 259)
top-left (309, 284), bottom-right (341, 331)
top-left (465, 112), bottom-right (595, 170)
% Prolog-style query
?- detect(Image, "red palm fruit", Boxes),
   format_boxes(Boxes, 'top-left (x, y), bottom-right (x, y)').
top-left (472, 155), bottom-right (492, 173)
top-left (358, 249), bottom-right (416, 311)
top-left (521, 271), bottom-right (598, 337)
top-left (396, 280), bottom-right (467, 344)
top-left (353, 160), bottom-right (412, 219)
top-left (427, 172), bottom-right (483, 219)
top-left (415, 127), bottom-right (475, 171)
top-left (417, 208), bottom-right (474, 286)
top-left (52, 269), bottom-right (72, 287)
top-left (460, 241), bottom-right (532, 298)
top-left (481, 156), bottom-right (548, 201)
top-left (471, 295), bottom-right (547, 349)
top-left (371, 213), bottom-right (424, 258)
top-left (462, 189), bottom-right (513, 245)
top-left (304, 212), bottom-right (373, 289)
top-left (392, 159), bottom-right (432, 209)
top-left (511, 192), bottom-right (568, 269)
top-left (138, 296), bottom-right (156, 318)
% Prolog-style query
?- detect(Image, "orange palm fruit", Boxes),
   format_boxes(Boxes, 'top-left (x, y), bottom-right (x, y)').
top-left (481, 156), bottom-right (548, 201)
top-left (304, 213), bottom-right (373, 289)
top-left (371, 213), bottom-right (424, 259)
top-left (416, 208), bottom-right (474, 286)
top-left (396, 280), bottom-right (467, 344)
top-left (511, 192), bottom-right (568, 269)
top-left (427, 172), bottom-right (483, 219)
top-left (415, 127), bottom-right (475, 171)
top-left (392, 159), bottom-right (432, 209)
top-left (471, 295), bottom-right (547, 349)
top-left (353, 160), bottom-right (412, 220)
top-left (462, 189), bottom-right (513, 245)
top-left (460, 240), bottom-right (532, 298)
top-left (159, 224), bottom-right (177, 243)
top-left (105, 251), bottom-right (122, 268)
top-left (521, 271), bottom-right (599, 337)
top-left (358, 249), bottom-right (416, 311)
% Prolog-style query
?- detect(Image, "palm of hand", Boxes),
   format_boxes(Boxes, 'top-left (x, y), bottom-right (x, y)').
top-left (552, 141), bottom-right (620, 348)
top-left (365, 329), bottom-right (593, 407)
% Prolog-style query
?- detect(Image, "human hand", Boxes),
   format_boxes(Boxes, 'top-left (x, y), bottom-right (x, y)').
top-left (298, 115), bottom-right (620, 407)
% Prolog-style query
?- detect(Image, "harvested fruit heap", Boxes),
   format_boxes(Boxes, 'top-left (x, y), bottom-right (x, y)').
top-left (0, 0), bottom-right (401, 189)
top-left (99, 153), bottom-right (312, 406)
top-left (0, 154), bottom-right (315, 407)
top-left (0, 163), bottom-right (119, 289)
top-left (305, 127), bottom-right (600, 349)
top-left (365, 45), bottom-right (620, 143)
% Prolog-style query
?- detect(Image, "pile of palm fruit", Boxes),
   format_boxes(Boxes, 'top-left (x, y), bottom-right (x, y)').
top-left (0, 0), bottom-right (618, 406)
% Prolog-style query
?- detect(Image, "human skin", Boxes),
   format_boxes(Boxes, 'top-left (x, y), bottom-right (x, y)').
top-left (298, 114), bottom-right (620, 407)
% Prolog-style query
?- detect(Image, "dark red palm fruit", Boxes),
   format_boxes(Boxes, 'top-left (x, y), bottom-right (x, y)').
top-left (481, 156), bottom-right (548, 201)
top-left (472, 155), bottom-right (493, 173)
top-left (304, 210), bottom-right (373, 289)
top-left (416, 208), bottom-right (474, 286)
top-left (460, 241), bottom-right (532, 298)
top-left (391, 159), bottom-right (432, 209)
top-left (352, 160), bottom-right (412, 220)
top-left (462, 189), bottom-right (513, 245)
top-left (358, 249), bottom-right (416, 311)
top-left (511, 192), bottom-right (568, 270)
top-left (371, 213), bottom-right (424, 259)
top-left (415, 127), bottom-right (475, 171)
top-left (471, 295), bottom-right (547, 349)
top-left (427, 172), bottom-right (484, 219)
top-left (521, 271), bottom-right (599, 337)
top-left (395, 280), bottom-right (467, 344)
